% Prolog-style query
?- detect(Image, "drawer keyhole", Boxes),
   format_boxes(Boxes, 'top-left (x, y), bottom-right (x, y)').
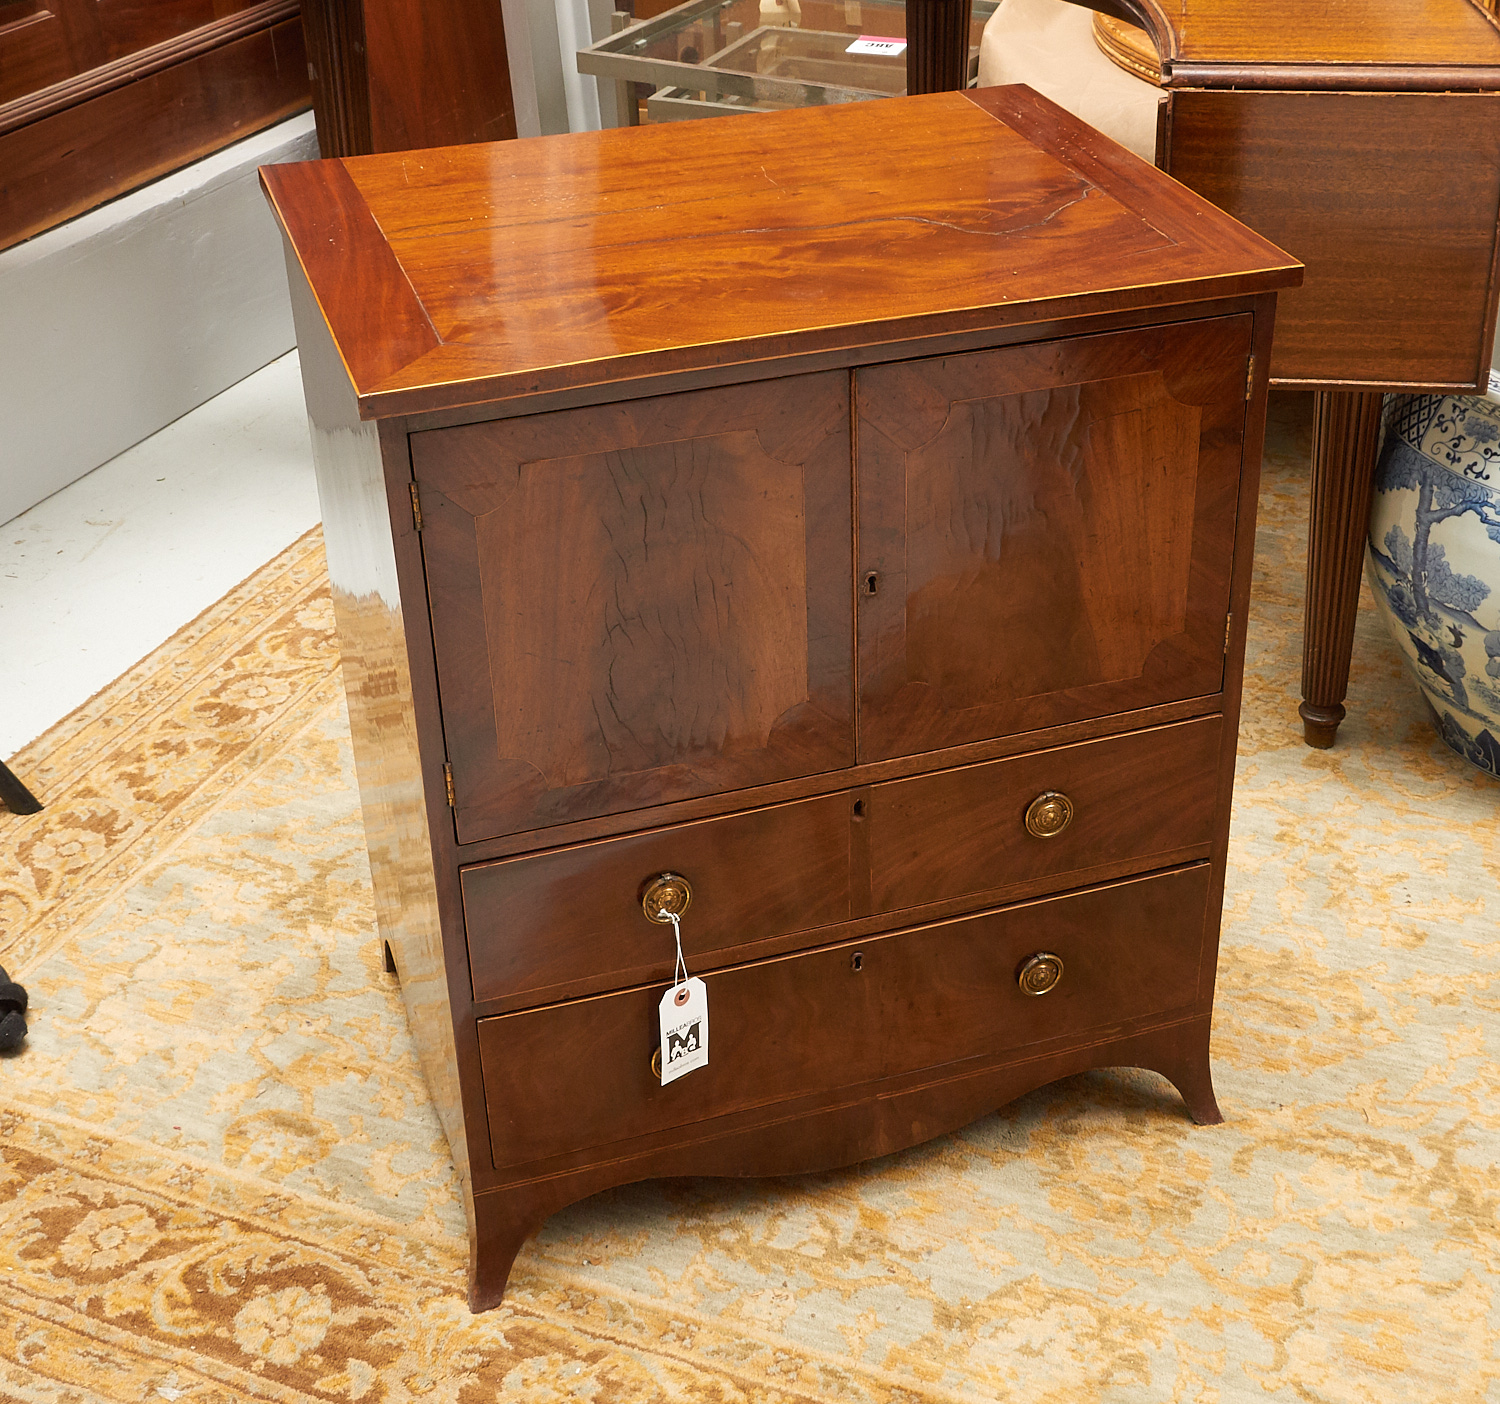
top-left (864, 571), bottom-right (879, 596)
top-left (851, 951), bottom-right (864, 972)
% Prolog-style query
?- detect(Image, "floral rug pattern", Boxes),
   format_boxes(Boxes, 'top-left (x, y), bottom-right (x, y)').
top-left (3, 398), bottom-right (1498, 1402)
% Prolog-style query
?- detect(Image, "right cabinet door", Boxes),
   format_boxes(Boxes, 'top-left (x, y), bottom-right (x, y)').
top-left (855, 317), bottom-right (1251, 761)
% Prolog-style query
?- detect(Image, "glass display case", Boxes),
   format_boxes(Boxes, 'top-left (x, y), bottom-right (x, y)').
top-left (578, 0), bottom-right (996, 121)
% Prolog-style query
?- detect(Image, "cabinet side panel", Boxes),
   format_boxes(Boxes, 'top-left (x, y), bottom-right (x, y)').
top-left (284, 253), bottom-right (475, 1216)
top-left (1201, 292), bottom-right (1281, 1023)
top-left (1167, 90), bottom-right (1500, 390)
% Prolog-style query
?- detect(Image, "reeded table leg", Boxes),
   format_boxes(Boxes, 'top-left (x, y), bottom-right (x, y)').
top-left (1299, 389), bottom-right (1383, 748)
top-left (906, 0), bottom-right (971, 93)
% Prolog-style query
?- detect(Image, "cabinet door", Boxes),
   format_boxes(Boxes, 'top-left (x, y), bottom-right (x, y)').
top-left (855, 317), bottom-right (1251, 761)
top-left (412, 374), bottom-right (855, 843)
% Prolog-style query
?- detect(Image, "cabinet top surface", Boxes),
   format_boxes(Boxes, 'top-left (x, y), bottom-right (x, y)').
top-left (1138, 0), bottom-right (1500, 76)
top-left (261, 86), bottom-right (1299, 418)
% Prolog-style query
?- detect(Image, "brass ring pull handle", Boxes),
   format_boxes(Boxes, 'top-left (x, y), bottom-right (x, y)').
top-left (1017, 952), bottom-right (1065, 996)
top-left (1024, 791), bottom-right (1074, 839)
top-left (651, 1047), bottom-right (663, 1081)
top-left (641, 872), bottom-right (693, 922)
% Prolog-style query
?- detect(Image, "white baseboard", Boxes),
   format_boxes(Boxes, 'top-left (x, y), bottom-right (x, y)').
top-left (0, 112), bottom-right (320, 526)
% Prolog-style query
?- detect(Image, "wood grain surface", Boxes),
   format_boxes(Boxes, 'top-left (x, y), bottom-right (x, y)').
top-left (1109, 0), bottom-right (1500, 76)
top-left (857, 317), bottom-right (1249, 759)
top-left (273, 159), bottom-right (440, 391)
top-left (906, 0), bottom-right (970, 93)
top-left (1168, 90), bottom-right (1500, 390)
top-left (297, 0), bottom-right (372, 157)
top-left (2, 14), bottom-right (307, 252)
top-left (477, 865), bottom-right (1211, 1170)
top-left (273, 82), bottom-right (1285, 1309)
top-left (462, 793), bottom-right (857, 1005)
top-left (1102, 0), bottom-right (1500, 754)
top-left (300, 0), bottom-right (517, 158)
top-left (414, 373), bottom-right (855, 843)
top-left (866, 715), bottom-right (1221, 910)
top-left (464, 1009), bottom-right (1221, 1308)
top-left (460, 715), bottom-right (1223, 1006)
top-left (260, 85), bottom-right (1299, 418)
top-left (0, 0), bottom-right (79, 104)
top-left (0, 0), bottom-right (282, 106)
top-left (0, 0), bottom-right (297, 116)
top-left (1299, 390), bottom-right (1385, 747)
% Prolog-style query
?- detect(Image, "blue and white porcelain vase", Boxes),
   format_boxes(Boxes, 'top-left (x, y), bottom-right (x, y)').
top-left (1366, 393), bottom-right (1500, 778)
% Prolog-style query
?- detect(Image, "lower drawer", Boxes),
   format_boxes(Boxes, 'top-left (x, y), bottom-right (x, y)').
top-left (476, 863), bottom-right (1211, 1170)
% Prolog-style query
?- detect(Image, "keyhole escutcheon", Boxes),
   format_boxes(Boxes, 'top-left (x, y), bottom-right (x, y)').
top-left (863, 571), bottom-right (879, 596)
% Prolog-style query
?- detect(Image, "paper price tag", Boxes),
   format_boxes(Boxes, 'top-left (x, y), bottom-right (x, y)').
top-left (658, 977), bottom-right (709, 1084)
top-left (845, 34), bottom-right (906, 55)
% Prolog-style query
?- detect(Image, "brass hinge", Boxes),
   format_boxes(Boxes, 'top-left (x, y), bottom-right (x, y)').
top-left (1224, 613), bottom-right (1233, 653)
top-left (409, 481), bottom-right (423, 531)
top-left (1246, 355), bottom-right (1256, 401)
top-left (443, 762), bottom-right (455, 807)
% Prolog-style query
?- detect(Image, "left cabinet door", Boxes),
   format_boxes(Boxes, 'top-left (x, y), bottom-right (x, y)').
top-left (412, 373), bottom-right (856, 843)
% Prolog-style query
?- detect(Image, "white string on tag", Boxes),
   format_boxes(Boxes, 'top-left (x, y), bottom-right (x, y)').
top-left (656, 906), bottom-right (708, 1084)
top-left (663, 908), bottom-right (688, 991)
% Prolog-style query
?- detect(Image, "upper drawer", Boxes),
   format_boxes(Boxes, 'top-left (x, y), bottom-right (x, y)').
top-left (462, 716), bottom-right (1221, 1006)
top-left (410, 373), bottom-right (855, 845)
top-left (865, 714), bottom-right (1222, 913)
top-left (462, 791), bottom-right (856, 1006)
top-left (476, 864), bottom-right (1213, 1170)
top-left (855, 317), bottom-right (1251, 760)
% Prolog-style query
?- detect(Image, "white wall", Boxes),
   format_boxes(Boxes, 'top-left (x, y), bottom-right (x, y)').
top-left (0, 113), bottom-right (319, 527)
top-left (0, 352), bottom-right (321, 756)
top-left (502, 0), bottom-right (608, 136)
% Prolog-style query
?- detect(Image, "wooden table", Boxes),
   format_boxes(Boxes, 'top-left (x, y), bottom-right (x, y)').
top-left (1050, 0), bottom-right (1500, 746)
top-left (262, 86), bottom-right (1299, 1310)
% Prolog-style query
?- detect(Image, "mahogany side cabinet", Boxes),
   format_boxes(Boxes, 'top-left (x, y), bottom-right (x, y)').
top-left (261, 85), bottom-right (1301, 1311)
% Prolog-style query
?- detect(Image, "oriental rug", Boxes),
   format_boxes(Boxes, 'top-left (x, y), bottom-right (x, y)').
top-left (3, 396), bottom-right (1498, 1403)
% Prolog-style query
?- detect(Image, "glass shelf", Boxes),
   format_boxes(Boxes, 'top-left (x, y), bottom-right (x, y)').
top-left (579, 0), bottom-right (996, 120)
